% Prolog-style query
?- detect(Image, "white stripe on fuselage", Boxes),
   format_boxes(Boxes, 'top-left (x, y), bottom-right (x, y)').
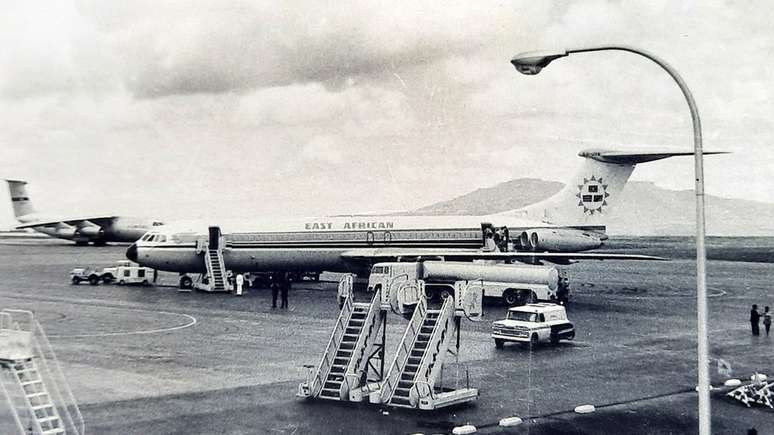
top-left (134, 215), bottom-right (592, 273)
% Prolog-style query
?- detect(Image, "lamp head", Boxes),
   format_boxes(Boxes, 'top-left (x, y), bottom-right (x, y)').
top-left (510, 50), bottom-right (568, 75)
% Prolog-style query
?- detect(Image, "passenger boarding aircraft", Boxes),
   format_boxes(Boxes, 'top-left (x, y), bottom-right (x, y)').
top-left (126, 149), bottom-right (721, 280)
top-left (5, 180), bottom-right (164, 245)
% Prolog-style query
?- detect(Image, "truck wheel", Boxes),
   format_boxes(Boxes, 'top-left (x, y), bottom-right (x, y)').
top-left (503, 290), bottom-right (518, 306)
top-left (118, 280), bottom-right (125, 286)
top-left (142, 280), bottom-right (149, 286)
top-left (530, 333), bottom-right (539, 349)
top-left (71, 277), bottom-right (80, 285)
top-left (89, 275), bottom-right (100, 286)
top-left (550, 334), bottom-right (559, 345)
top-left (180, 276), bottom-right (193, 289)
top-left (102, 275), bottom-right (113, 285)
top-left (494, 339), bottom-right (504, 349)
top-left (567, 330), bottom-right (575, 340)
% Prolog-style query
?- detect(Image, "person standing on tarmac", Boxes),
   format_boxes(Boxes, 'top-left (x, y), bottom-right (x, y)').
top-left (280, 272), bottom-right (291, 309)
top-left (763, 306), bottom-right (771, 337)
top-left (751, 304), bottom-right (761, 336)
top-left (270, 273), bottom-right (279, 309)
top-left (235, 273), bottom-right (244, 296)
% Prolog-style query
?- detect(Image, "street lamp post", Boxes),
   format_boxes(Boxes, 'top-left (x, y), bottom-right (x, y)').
top-left (510, 46), bottom-right (710, 435)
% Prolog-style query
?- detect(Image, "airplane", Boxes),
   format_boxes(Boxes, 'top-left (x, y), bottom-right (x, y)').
top-left (126, 148), bottom-right (723, 287)
top-left (5, 179), bottom-right (164, 245)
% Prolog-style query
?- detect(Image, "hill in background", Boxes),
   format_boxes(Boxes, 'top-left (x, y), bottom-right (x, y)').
top-left (412, 180), bottom-right (773, 236)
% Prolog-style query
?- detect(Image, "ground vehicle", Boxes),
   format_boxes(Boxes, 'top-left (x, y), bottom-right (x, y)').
top-left (491, 303), bottom-right (575, 348)
top-left (70, 268), bottom-right (103, 285)
top-left (367, 261), bottom-right (569, 305)
top-left (99, 260), bottom-right (154, 286)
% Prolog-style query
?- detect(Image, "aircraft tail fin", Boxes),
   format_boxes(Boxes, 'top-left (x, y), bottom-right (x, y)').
top-left (6, 179), bottom-right (36, 219)
top-left (500, 149), bottom-right (726, 231)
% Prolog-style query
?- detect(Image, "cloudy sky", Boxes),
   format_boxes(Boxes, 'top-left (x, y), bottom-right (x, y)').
top-left (1, 0), bottom-right (772, 228)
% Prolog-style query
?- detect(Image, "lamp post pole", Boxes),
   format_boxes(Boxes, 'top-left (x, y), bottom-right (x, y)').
top-left (510, 45), bottom-right (710, 434)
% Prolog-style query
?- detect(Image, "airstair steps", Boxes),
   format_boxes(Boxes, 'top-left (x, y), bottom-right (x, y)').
top-left (388, 309), bottom-right (443, 407)
top-left (315, 302), bottom-right (372, 401)
top-left (8, 358), bottom-right (66, 435)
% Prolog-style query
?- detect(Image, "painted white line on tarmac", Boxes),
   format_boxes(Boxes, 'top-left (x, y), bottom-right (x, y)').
top-left (50, 309), bottom-right (197, 338)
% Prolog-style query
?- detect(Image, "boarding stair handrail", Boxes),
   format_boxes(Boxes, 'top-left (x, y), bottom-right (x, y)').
top-left (409, 296), bottom-right (456, 407)
top-left (0, 309), bottom-right (84, 435)
top-left (342, 289), bottom-right (382, 397)
top-left (0, 369), bottom-right (26, 434)
top-left (379, 296), bottom-right (427, 404)
top-left (31, 316), bottom-right (85, 435)
top-left (310, 293), bottom-right (354, 397)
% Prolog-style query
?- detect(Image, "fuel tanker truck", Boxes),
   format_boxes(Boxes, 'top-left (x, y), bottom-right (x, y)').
top-left (367, 261), bottom-right (569, 306)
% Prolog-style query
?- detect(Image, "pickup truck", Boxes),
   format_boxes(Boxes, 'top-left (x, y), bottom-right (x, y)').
top-left (491, 303), bottom-right (575, 348)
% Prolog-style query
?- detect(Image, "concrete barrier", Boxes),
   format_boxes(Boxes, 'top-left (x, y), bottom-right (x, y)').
top-left (452, 424), bottom-right (476, 434)
top-left (574, 404), bottom-right (595, 414)
top-left (499, 416), bottom-right (523, 427)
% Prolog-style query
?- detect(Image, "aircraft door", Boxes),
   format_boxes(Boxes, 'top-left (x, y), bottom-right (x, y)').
top-left (208, 226), bottom-right (221, 250)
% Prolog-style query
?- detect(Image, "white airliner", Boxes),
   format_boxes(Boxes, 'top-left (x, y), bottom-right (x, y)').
top-left (5, 180), bottom-right (164, 245)
top-left (126, 149), bottom-right (721, 279)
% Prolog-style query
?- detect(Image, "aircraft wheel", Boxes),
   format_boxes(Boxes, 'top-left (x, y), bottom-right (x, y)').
top-left (179, 276), bottom-right (193, 289)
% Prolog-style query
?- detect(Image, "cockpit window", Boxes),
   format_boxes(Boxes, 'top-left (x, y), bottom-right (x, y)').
top-left (141, 233), bottom-right (152, 241)
top-left (152, 221), bottom-right (164, 226)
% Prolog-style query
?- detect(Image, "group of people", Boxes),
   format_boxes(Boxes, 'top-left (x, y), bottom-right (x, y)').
top-left (225, 271), bottom-right (291, 309)
top-left (750, 304), bottom-right (772, 336)
top-left (269, 272), bottom-right (291, 309)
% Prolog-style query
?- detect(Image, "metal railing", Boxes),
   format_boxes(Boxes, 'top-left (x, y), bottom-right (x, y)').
top-left (309, 293), bottom-right (354, 396)
top-left (342, 289), bottom-right (381, 398)
top-left (379, 296), bottom-right (427, 404)
top-left (32, 316), bottom-right (85, 435)
top-left (410, 296), bottom-right (455, 406)
top-left (0, 309), bottom-right (84, 435)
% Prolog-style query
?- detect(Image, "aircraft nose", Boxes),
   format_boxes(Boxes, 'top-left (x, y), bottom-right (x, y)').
top-left (126, 243), bottom-right (138, 262)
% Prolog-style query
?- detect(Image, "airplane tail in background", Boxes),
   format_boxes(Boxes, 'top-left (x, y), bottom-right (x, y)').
top-left (6, 179), bottom-right (36, 219)
top-left (501, 149), bottom-right (725, 231)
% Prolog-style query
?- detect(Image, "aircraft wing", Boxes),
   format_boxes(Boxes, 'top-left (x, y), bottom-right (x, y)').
top-left (340, 248), bottom-right (666, 264)
top-left (15, 216), bottom-right (118, 229)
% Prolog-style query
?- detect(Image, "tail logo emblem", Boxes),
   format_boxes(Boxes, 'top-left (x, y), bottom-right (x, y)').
top-left (576, 175), bottom-right (609, 215)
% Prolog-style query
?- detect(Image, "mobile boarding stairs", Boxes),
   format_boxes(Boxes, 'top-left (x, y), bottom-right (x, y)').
top-left (298, 274), bottom-right (483, 410)
top-left (191, 226), bottom-right (232, 292)
top-left (0, 309), bottom-right (84, 435)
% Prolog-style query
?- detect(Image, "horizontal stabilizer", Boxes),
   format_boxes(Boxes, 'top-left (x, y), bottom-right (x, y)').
top-left (579, 149), bottom-right (728, 164)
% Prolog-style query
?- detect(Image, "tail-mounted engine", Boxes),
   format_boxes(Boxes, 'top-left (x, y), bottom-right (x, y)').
top-left (519, 228), bottom-right (603, 252)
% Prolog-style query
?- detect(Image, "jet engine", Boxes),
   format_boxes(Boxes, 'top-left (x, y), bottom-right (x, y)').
top-left (76, 225), bottom-right (104, 238)
top-left (55, 227), bottom-right (78, 238)
top-left (519, 229), bottom-right (603, 252)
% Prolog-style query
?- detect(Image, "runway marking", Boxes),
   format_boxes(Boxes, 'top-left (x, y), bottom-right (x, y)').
top-left (0, 291), bottom-right (199, 338)
top-left (49, 309), bottom-right (197, 338)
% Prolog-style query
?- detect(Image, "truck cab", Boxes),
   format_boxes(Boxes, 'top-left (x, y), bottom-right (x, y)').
top-left (491, 303), bottom-right (574, 348)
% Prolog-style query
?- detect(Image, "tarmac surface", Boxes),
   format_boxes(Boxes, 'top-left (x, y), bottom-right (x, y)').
top-left (0, 238), bottom-right (772, 434)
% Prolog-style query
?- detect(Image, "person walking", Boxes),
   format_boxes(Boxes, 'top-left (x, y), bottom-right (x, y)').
top-left (280, 272), bottom-right (291, 309)
top-left (763, 306), bottom-right (771, 337)
top-left (750, 304), bottom-right (761, 336)
top-left (235, 273), bottom-right (244, 296)
top-left (270, 273), bottom-right (279, 309)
